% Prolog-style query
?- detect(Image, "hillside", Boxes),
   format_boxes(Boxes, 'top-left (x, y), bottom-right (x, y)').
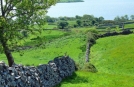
top-left (55, 34), bottom-right (134, 87)
top-left (0, 29), bottom-right (86, 66)
top-left (90, 34), bottom-right (134, 75)
top-left (0, 24), bottom-right (134, 87)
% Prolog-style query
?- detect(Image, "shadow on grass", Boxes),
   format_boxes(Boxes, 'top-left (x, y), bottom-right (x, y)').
top-left (54, 72), bottom-right (89, 87)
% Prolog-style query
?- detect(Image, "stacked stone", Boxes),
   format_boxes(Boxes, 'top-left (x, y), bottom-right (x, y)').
top-left (50, 56), bottom-right (75, 78)
top-left (0, 56), bottom-right (75, 87)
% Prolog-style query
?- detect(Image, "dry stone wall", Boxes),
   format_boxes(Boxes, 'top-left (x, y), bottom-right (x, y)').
top-left (0, 56), bottom-right (75, 87)
top-left (98, 29), bottom-right (133, 38)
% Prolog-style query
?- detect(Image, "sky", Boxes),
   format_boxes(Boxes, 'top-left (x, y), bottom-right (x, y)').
top-left (47, 0), bottom-right (134, 20)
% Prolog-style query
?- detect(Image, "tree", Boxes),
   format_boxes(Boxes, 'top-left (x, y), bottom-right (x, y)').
top-left (82, 14), bottom-right (94, 21)
top-left (75, 15), bottom-right (81, 19)
top-left (114, 16), bottom-right (121, 22)
top-left (98, 16), bottom-right (104, 23)
top-left (76, 19), bottom-right (82, 26)
top-left (124, 15), bottom-right (129, 21)
top-left (82, 14), bottom-right (95, 26)
top-left (91, 20), bottom-right (96, 25)
top-left (57, 21), bottom-right (69, 29)
top-left (45, 16), bottom-right (56, 23)
top-left (130, 15), bottom-right (134, 20)
top-left (0, 0), bottom-right (57, 67)
top-left (59, 16), bottom-right (67, 21)
top-left (120, 16), bottom-right (125, 22)
top-left (114, 15), bottom-right (129, 22)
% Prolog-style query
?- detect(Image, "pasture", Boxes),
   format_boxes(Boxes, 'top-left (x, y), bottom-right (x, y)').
top-left (55, 34), bottom-right (134, 87)
top-left (0, 23), bottom-right (134, 87)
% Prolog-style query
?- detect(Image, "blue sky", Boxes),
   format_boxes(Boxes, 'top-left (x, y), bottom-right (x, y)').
top-left (47, 0), bottom-right (134, 20)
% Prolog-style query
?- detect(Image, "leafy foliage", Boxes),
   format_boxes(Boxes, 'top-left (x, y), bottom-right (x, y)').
top-left (57, 21), bottom-right (69, 29)
top-left (0, 0), bottom-right (57, 66)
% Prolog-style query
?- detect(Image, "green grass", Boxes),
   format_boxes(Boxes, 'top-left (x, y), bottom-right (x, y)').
top-left (43, 23), bottom-right (57, 29)
top-left (68, 21), bottom-right (76, 25)
top-left (0, 31), bottom-right (86, 66)
top-left (55, 71), bottom-right (134, 87)
top-left (90, 34), bottom-right (134, 75)
top-left (125, 23), bottom-right (134, 29)
top-left (55, 34), bottom-right (134, 87)
top-left (0, 25), bottom-right (134, 87)
top-left (23, 30), bottom-right (69, 46)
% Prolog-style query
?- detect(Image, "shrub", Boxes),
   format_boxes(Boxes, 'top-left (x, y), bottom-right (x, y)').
top-left (75, 62), bottom-right (97, 73)
top-left (82, 63), bottom-right (98, 73)
top-left (85, 29), bottom-right (98, 34)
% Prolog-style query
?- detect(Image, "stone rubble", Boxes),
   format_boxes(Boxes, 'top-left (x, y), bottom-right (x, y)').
top-left (0, 56), bottom-right (75, 87)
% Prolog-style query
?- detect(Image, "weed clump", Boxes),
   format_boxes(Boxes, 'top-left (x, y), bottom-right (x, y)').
top-left (75, 62), bottom-right (97, 73)
top-left (82, 63), bottom-right (98, 73)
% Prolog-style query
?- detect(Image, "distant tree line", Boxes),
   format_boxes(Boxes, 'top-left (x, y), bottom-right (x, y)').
top-left (45, 14), bottom-right (105, 29)
top-left (113, 15), bottom-right (134, 29)
top-left (45, 14), bottom-right (134, 30)
top-left (114, 15), bottom-right (134, 22)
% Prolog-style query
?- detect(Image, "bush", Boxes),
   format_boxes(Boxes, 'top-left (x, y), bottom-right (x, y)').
top-left (75, 62), bottom-right (97, 73)
top-left (57, 21), bottom-right (69, 29)
top-left (85, 29), bottom-right (98, 34)
top-left (75, 56), bottom-right (97, 73)
top-left (82, 63), bottom-right (98, 73)
top-left (86, 32), bottom-right (97, 44)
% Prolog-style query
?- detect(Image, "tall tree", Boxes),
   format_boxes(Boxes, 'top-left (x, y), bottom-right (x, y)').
top-left (114, 16), bottom-right (121, 22)
top-left (75, 15), bottom-right (81, 19)
top-left (98, 16), bottom-right (104, 23)
top-left (124, 15), bottom-right (129, 21)
top-left (57, 21), bottom-right (69, 29)
top-left (130, 15), bottom-right (134, 20)
top-left (0, 0), bottom-right (57, 66)
top-left (82, 14), bottom-right (95, 26)
top-left (76, 19), bottom-right (82, 26)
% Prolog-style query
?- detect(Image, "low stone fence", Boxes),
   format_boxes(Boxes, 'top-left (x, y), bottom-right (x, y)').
top-left (0, 56), bottom-right (75, 87)
top-left (98, 29), bottom-right (133, 38)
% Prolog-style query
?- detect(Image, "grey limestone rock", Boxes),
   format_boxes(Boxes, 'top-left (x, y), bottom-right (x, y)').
top-left (0, 56), bottom-right (75, 87)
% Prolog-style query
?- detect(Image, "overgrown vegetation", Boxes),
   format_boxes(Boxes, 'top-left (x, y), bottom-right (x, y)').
top-left (0, 0), bottom-right (57, 66)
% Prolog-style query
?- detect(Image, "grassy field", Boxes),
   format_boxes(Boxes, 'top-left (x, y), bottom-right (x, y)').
top-left (125, 23), bottom-right (134, 29)
top-left (0, 24), bottom-right (134, 87)
top-left (55, 71), bottom-right (134, 87)
top-left (0, 29), bottom-right (86, 66)
top-left (90, 34), bottom-right (134, 75)
top-left (55, 34), bottom-right (134, 87)
top-left (43, 23), bottom-right (57, 29)
top-left (23, 30), bottom-right (69, 46)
